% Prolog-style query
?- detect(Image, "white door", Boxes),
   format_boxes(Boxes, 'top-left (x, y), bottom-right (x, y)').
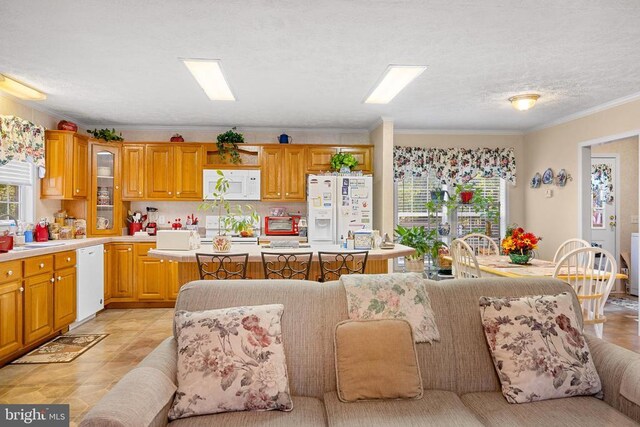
top-left (590, 156), bottom-right (617, 258)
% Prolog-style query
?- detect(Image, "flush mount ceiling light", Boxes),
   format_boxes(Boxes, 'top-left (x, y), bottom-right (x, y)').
top-left (364, 65), bottom-right (427, 104)
top-left (0, 74), bottom-right (46, 100)
top-left (508, 94), bottom-right (540, 111)
top-left (182, 59), bottom-right (236, 101)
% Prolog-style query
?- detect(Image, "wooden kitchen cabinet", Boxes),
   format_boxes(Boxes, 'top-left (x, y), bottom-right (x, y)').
top-left (167, 260), bottom-right (180, 300)
top-left (24, 272), bottom-right (54, 345)
top-left (122, 145), bottom-right (145, 199)
top-left (110, 244), bottom-right (134, 300)
top-left (175, 145), bottom-right (203, 199)
top-left (262, 146), bottom-right (306, 201)
top-left (135, 243), bottom-right (166, 301)
top-left (0, 280), bottom-right (23, 359)
top-left (306, 147), bottom-right (337, 172)
top-left (53, 267), bottom-right (76, 330)
top-left (41, 130), bottom-right (89, 199)
top-left (103, 245), bottom-right (112, 304)
top-left (339, 146), bottom-right (372, 172)
top-left (283, 146), bottom-right (306, 200)
top-left (146, 145), bottom-right (175, 199)
top-left (89, 142), bottom-right (122, 236)
top-left (203, 144), bottom-right (261, 168)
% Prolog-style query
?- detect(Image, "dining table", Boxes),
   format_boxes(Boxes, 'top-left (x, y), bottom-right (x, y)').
top-left (444, 254), bottom-right (628, 280)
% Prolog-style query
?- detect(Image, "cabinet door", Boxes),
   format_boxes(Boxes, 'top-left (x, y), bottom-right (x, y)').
top-left (306, 147), bottom-right (337, 172)
top-left (103, 245), bottom-right (112, 303)
top-left (0, 280), bottom-right (23, 359)
top-left (54, 267), bottom-right (76, 330)
top-left (146, 145), bottom-right (175, 199)
top-left (72, 136), bottom-right (88, 198)
top-left (111, 244), bottom-right (134, 299)
top-left (339, 146), bottom-right (372, 172)
top-left (283, 147), bottom-right (306, 200)
top-left (166, 260), bottom-right (180, 300)
top-left (90, 142), bottom-right (122, 236)
top-left (41, 131), bottom-right (70, 198)
top-left (261, 147), bottom-right (283, 200)
top-left (136, 257), bottom-right (167, 301)
top-left (175, 145), bottom-right (203, 199)
top-left (24, 273), bottom-right (54, 345)
top-left (122, 145), bottom-right (145, 199)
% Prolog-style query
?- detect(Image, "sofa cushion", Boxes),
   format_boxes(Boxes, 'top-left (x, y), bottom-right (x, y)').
top-left (168, 396), bottom-right (326, 427)
top-left (479, 292), bottom-right (601, 403)
top-left (169, 304), bottom-right (293, 420)
top-left (461, 391), bottom-right (638, 426)
top-left (334, 319), bottom-right (422, 402)
top-left (323, 390), bottom-right (483, 427)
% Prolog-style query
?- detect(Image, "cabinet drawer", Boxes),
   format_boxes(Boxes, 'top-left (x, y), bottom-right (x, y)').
top-left (54, 251), bottom-right (76, 270)
top-left (24, 255), bottom-right (54, 278)
top-left (0, 260), bottom-right (22, 283)
top-left (134, 242), bottom-right (156, 257)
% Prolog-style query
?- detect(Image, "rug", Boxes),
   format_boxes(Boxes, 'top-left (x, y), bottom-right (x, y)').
top-left (607, 297), bottom-right (639, 311)
top-left (11, 334), bottom-right (108, 364)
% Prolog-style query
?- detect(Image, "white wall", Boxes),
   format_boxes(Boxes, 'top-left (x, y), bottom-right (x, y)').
top-left (0, 94), bottom-right (68, 221)
top-left (370, 119), bottom-right (394, 236)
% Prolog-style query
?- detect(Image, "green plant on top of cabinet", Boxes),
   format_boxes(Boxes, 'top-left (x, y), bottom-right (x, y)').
top-left (41, 130), bottom-right (89, 199)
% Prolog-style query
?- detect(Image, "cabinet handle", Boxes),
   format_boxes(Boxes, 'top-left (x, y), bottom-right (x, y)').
top-left (104, 249), bottom-right (107, 253)
top-left (66, 257), bottom-right (71, 262)
top-left (127, 248), bottom-right (132, 251)
top-left (160, 260), bottom-right (164, 263)
top-left (39, 263), bottom-right (45, 268)
top-left (168, 260), bottom-right (172, 263)
top-left (277, 192), bottom-right (281, 196)
top-left (76, 189), bottom-right (80, 193)
top-left (286, 192), bottom-right (289, 196)
top-left (115, 185), bottom-right (119, 190)
top-left (19, 287), bottom-right (24, 293)
top-left (176, 191), bottom-right (180, 195)
top-left (57, 276), bottom-right (62, 281)
top-left (138, 191), bottom-right (142, 195)
top-left (168, 191), bottom-right (172, 195)
top-left (50, 278), bottom-right (55, 283)
top-left (7, 270), bottom-right (12, 276)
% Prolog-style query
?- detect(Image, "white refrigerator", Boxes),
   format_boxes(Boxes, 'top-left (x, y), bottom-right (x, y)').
top-left (307, 175), bottom-right (373, 245)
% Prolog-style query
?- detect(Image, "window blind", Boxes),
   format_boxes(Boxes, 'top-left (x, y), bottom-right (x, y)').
top-left (0, 160), bottom-right (33, 186)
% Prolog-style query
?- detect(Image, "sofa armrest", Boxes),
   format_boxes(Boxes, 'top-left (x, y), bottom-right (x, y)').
top-left (586, 334), bottom-right (640, 422)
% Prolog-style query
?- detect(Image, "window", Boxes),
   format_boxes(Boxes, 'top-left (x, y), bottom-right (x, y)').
top-left (0, 160), bottom-right (34, 223)
top-left (394, 174), bottom-right (507, 270)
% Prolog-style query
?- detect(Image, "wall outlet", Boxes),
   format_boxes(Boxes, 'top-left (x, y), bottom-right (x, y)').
top-left (545, 189), bottom-right (553, 198)
top-left (158, 215), bottom-right (166, 224)
top-left (631, 215), bottom-right (639, 224)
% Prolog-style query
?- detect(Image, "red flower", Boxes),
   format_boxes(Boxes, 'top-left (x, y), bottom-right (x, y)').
top-left (242, 315), bottom-right (260, 331)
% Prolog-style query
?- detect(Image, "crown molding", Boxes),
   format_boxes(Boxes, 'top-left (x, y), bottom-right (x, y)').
top-left (367, 116), bottom-right (394, 132)
top-left (527, 90), bottom-right (640, 133)
top-left (394, 128), bottom-right (523, 136)
top-left (82, 123), bottom-right (370, 134)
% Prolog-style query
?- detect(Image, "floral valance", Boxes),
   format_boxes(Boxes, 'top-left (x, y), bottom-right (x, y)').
top-left (0, 115), bottom-right (45, 168)
top-left (394, 146), bottom-right (516, 185)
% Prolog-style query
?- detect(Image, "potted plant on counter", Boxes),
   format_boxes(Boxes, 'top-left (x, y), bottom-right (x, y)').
top-left (226, 205), bottom-right (259, 237)
top-left (394, 225), bottom-right (445, 273)
top-left (216, 127), bottom-right (244, 164)
top-left (330, 152), bottom-right (359, 173)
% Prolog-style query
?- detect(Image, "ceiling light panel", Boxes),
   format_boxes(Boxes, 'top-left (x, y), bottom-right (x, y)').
top-left (0, 74), bottom-right (46, 100)
top-left (364, 65), bottom-right (426, 104)
top-left (182, 59), bottom-right (235, 101)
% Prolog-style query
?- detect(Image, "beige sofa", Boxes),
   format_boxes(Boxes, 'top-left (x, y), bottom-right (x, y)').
top-left (82, 278), bottom-right (640, 426)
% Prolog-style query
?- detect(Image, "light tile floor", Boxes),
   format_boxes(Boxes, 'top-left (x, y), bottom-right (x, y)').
top-left (0, 308), bottom-right (173, 425)
top-left (0, 301), bottom-right (637, 425)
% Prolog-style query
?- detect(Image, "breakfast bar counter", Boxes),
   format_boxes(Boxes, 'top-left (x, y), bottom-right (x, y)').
top-left (148, 243), bottom-right (415, 283)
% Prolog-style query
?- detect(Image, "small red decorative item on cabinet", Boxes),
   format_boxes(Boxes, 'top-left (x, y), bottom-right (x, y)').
top-left (57, 120), bottom-right (78, 132)
top-left (170, 134), bottom-right (184, 142)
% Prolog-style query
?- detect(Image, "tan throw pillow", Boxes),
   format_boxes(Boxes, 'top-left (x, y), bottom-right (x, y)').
top-left (169, 304), bottom-right (293, 420)
top-left (480, 292), bottom-right (602, 404)
top-left (334, 319), bottom-right (423, 402)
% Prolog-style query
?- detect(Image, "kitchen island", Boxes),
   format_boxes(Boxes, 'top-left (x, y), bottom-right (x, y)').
top-left (148, 243), bottom-right (415, 284)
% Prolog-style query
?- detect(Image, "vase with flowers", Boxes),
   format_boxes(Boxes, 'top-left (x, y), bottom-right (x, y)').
top-left (501, 225), bottom-right (541, 265)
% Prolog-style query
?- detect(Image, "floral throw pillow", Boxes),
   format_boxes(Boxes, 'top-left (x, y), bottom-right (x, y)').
top-left (479, 292), bottom-right (601, 404)
top-left (341, 273), bottom-right (440, 343)
top-left (168, 304), bottom-right (293, 420)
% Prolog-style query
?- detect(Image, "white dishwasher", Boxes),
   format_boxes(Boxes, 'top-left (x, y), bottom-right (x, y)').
top-left (71, 244), bottom-right (105, 328)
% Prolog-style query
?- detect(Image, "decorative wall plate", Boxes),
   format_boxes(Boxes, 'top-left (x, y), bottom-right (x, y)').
top-left (556, 169), bottom-right (568, 187)
top-left (530, 173), bottom-right (541, 188)
top-left (542, 168), bottom-right (554, 184)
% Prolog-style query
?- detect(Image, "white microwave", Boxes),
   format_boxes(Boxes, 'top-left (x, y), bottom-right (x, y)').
top-left (203, 169), bottom-right (261, 200)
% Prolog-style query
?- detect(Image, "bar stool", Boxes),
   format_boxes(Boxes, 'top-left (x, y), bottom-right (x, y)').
top-left (195, 253), bottom-right (249, 280)
top-left (318, 251), bottom-right (368, 282)
top-left (261, 252), bottom-right (313, 280)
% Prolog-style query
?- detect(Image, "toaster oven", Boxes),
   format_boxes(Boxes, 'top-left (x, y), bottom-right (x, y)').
top-left (264, 216), bottom-right (300, 236)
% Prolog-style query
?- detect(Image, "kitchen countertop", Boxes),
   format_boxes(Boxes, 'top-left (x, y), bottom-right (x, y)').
top-left (148, 243), bottom-right (415, 262)
top-left (0, 235), bottom-right (158, 261)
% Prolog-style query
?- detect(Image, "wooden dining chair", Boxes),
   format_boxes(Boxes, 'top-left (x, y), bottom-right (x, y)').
top-left (553, 238), bottom-right (591, 263)
top-left (195, 253), bottom-right (250, 280)
top-left (317, 251), bottom-right (368, 282)
top-left (460, 233), bottom-right (500, 256)
top-left (451, 239), bottom-right (481, 279)
top-left (553, 247), bottom-right (617, 339)
top-left (261, 252), bottom-right (313, 280)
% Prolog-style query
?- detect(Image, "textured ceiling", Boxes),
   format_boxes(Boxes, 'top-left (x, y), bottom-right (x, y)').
top-left (1, 0), bottom-right (640, 131)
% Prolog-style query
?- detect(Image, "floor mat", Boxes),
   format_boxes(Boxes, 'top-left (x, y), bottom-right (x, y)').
top-left (11, 334), bottom-right (108, 364)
